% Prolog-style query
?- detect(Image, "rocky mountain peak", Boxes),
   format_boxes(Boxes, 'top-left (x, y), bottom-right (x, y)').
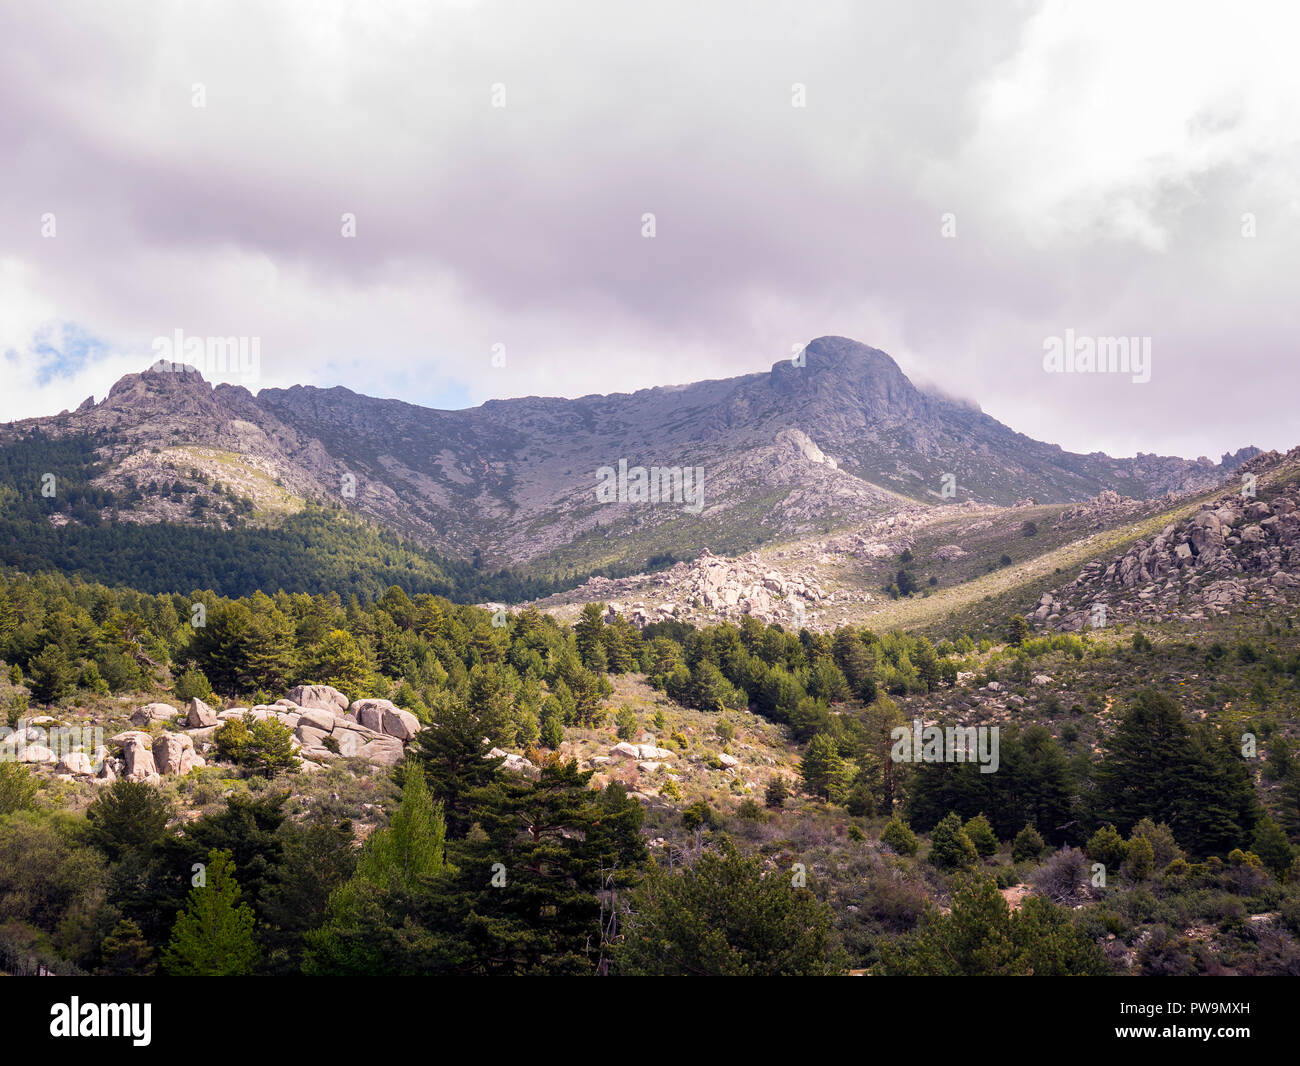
top-left (765, 336), bottom-right (920, 422)
top-left (107, 360), bottom-right (215, 401)
top-left (3, 338), bottom-right (1258, 571)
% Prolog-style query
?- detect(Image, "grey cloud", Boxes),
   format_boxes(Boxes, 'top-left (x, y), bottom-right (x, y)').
top-left (0, 0), bottom-right (1295, 460)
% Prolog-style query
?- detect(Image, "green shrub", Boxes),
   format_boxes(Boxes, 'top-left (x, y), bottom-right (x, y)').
top-left (1012, 823), bottom-right (1046, 863)
top-left (615, 706), bottom-right (638, 741)
top-left (0, 762), bottom-right (39, 816)
top-left (881, 816), bottom-right (919, 856)
top-left (1131, 818), bottom-right (1183, 869)
top-left (929, 812), bottom-right (978, 870)
top-left (1124, 835), bottom-right (1154, 880)
top-left (174, 666), bottom-right (215, 703)
top-left (682, 801), bottom-right (717, 832)
top-left (1086, 824), bottom-right (1128, 870)
top-left (964, 813), bottom-right (998, 858)
top-left (539, 713), bottom-right (564, 750)
top-left (213, 717), bottom-right (252, 763)
top-left (213, 716), bottom-right (297, 777)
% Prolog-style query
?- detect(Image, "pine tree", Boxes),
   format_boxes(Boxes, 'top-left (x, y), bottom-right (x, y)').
top-left (307, 628), bottom-right (372, 698)
top-left (301, 768), bottom-right (451, 975)
top-left (539, 711), bottom-right (564, 750)
top-left (799, 733), bottom-right (847, 802)
top-left (856, 695), bottom-right (909, 814)
top-left (690, 660), bottom-right (739, 713)
top-left (85, 780), bottom-right (172, 861)
top-left (877, 876), bottom-right (1109, 976)
top-left (929, 812), bottom-right (978, 869)
top-left (1012, 822), bottom-right (1046, 862)
top-left (355, 767), bottom-right (449, 892)
top-left (616, 839), bottom-right (848, 976)
top-left (603, 616), bottom-right (637, 673)
top-left (1124, 834), bottom-right (1154, 880)
top-left (1252, 817), bottom-right (1294, 880)
top-left (574, 603), bottom-right (607, 671)
top-left (1096, 689), bottom-right (1258, 856)
top-left (1130, 817), bottom-right (1184, 869)
top-left (414, 764), bottom-right (647, 975)
top-left (245, 717), bottom-right (298, 777)
top-left (912, 638), bottom-right (941, 692)
top-left (97, 919), bottom-right (156, 976)
top-left (964, 813), bottom-right (999, 858)
top-left (831, 630), bottom-right (874, 697)
top-left (0, 590), bottom-right (16, 647)
top-left (162, 849), bottom-right (259, 975)
top-left (412, 695), bottom-right (504, 836)
top-left (27, 642), bottom-right (74, 704)
top-left (881, 815), bottom-right (920, 855)
top-left (1007, 615), bottom-right (1030, 646)
top-left (1085, 824), bottom-right (1128, 871)
top-left (0, 763), bottom-right (39, 817)
top-left (258, 818), bottom-right (358, 975)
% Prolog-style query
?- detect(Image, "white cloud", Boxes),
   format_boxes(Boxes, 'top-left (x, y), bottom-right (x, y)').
top-left (0, 0), bottom-right (1296, 458)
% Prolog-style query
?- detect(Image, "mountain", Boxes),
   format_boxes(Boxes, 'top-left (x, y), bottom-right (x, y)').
top-left (1, 337), bottom-right (1253, 584)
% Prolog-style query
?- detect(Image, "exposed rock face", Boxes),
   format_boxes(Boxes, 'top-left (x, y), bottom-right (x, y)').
top-left (1036, 455), bottom-right (1300, 630)
top-left (153, 733), bottom-right (201, 776)
top-left (488, 747), bottom-right (540, 779)
top-left (350, 698), bottom-right (389, 733)
top-left (551, 548), bottom-right (836, 630)
top-left (348, 699), bottom-right (423, 741)
top-left (286, 697), bottom-right (416, 767)
top-left (330, 726), bottom-right (404, 765)
top-left (113, 731), bottom-right (160, 782)
top-left (297, 707), bottom-right (338, 732)
top-left (102, 687), bottom-right (424, 776)
top-left (2, 339), bottom-right (1238, 578)
top-left (131, 702), bottom-right (179, 726)
top-left (18, 744), bottom-right (56, 764)
top-left (57, 751), bottom-right (96, 776)
top-left (285, 685), bottom-right (349, 715)
top-left (186, 697), bottom-right (219, 728)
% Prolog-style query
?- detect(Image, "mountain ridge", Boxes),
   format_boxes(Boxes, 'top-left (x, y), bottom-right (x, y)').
top-left (4, 338), bottom-right (1259, 572)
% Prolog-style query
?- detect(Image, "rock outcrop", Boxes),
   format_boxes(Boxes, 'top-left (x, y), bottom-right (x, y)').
top-left (153, 732), bottom-right (203, 776)
top-left (111, 730), bottom-right (160, 782)
top-left (185, 697), bottom-right (219, 728)
top-left (285, 685), bottom-right (350, 715)
top-left (286, 697), bottom-right (418, 767)
top-left (130, 702), bottom-right (179, 726)
top-left (1035, 464), bottom-right (1300, 630)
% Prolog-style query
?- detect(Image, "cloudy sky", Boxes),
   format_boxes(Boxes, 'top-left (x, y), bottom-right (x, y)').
top-left (2, 0), bottom-right (1297, 460)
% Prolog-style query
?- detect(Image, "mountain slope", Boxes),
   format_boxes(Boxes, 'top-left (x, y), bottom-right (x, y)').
top-left (1, 338), bottom-right (1254, 579)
